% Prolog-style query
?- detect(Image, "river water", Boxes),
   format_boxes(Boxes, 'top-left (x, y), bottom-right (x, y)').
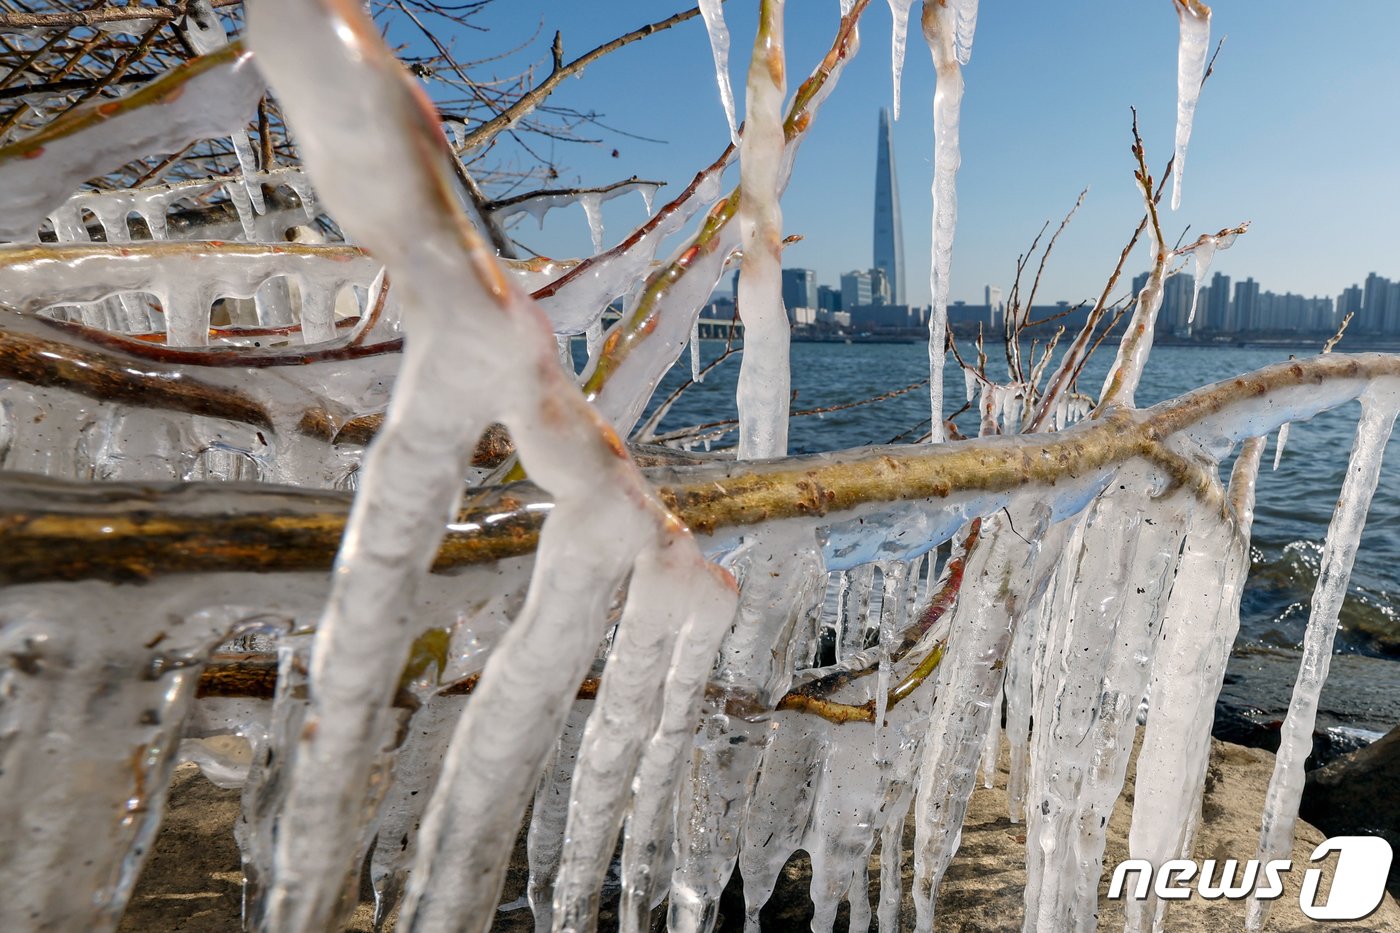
top-left (644, 341), bottom-right (1400, 682)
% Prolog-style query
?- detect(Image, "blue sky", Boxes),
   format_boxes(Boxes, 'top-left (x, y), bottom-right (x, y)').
top-left (437, 1), bottom-right (1400, 306)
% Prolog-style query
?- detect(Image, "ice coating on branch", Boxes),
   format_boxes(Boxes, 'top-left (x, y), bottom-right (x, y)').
top-left (887, 0), bottom-right (915, 119)
top-left (0, 44), bottom-right (264, 241)
top-left (0, 242), bottom-right (379, 346)
top-left (734, 0), bottom-right (790, 460)
top-left (1246, 386), bottom-right (1400, 930)
top-left (922, 0), bottom-right (977, 442)
top-left (1171, 0), bottom-right (1211, 211)
top-left (536, 159), bottom-right (725, 336)
top-left (491, 180), bottom-right (663, 246)
top-left (698, 0), bottom-right (740, 146)
top-left (245, 3), bottom-right (731, 930)
top-left (1100, 234), bottom-right (1170, 408)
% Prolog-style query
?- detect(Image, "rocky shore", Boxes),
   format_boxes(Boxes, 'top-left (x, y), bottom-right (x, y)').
top-left (120, 733), bottom-right (1400, 932)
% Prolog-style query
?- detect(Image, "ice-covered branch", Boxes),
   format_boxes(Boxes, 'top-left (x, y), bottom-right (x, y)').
top-left (734, 0), bottom-right (790, 460)
top-left (10, 352), bottom-right (1400, 588)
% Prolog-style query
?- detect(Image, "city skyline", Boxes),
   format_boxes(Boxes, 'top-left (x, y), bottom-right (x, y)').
top-left (727, 264), bottom-right (1400, 339)
top-left (469, 3), bottom-right (1400, 310)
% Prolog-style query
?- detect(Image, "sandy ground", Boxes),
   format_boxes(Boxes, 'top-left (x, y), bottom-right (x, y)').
top-left (120, 737), bottom-right (1400, 932)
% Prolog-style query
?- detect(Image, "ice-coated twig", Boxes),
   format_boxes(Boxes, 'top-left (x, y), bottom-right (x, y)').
top-left (734, 0), bottom-right (790, 460)
top-left (0, 42), bottom-right (264, 242)
top-left (244, 2), bottom-right (733, 930)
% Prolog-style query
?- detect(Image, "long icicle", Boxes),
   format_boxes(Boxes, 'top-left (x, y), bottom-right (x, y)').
top-left (921, 0), bottom-right (978, 443)
top-left (1125, 436), bottom-right (1263, 933)
top-left (1170, 0), bottom-right (1211, 210)
top-left (1245, 386), bottom-right (1400, 931)
top-left (698, 0), bottom-right (741, 146)
top-left (734, 0), bottom-right (790, 460)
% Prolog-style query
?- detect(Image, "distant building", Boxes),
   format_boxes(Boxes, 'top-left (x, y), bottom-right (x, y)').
top-left (1205, 272), bottom-right (1231, 332)
top-left (817, 284), bottom-right (842, 313)
top-left (781, 268), bottom-right (817, 313)
top-left (848, 303), bottom-right (920, 332)
top-left (1158, 273), bottom-right (1195, 336)
top-left (1362, 272), bottom-right (1390, 332)
top-left (1337, 284), bottom-right (1364, 319)
top-left (841, 269), bottom-right (873, 310)
top-left (1233, 277), bottom-right (1260, 332)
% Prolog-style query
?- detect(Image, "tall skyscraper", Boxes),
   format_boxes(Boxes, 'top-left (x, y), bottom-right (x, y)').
top-left (873, 108), bottom-right (905, 306)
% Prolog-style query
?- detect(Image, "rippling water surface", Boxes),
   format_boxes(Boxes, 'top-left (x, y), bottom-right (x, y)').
top-left (644, 341), bottom-right (1400, 658)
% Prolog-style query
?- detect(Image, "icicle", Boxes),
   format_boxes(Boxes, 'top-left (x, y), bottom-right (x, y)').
top-left (978, 690), bottom-right (1000, 789)
top-left (1170, 0), bottom-right (1211, 211)
top-left (552, 548), bottom-right (736, 933)
top-left (911, 505), bottom-right (1051, 931)
top-left (525, 702), bottom-right (589, 931)
top-left (697, 0), bottom-right (740, 146)
top-left (1273, 420), bottom-right (1290, 470)
top-left (224, 177), bottom-right (258, 240)
top-left (1187, 237), bottom-right (1214, 324)
top-left (555, 334), bottom-right (573, 372)
top-left (578, 191), bottom-right (605, 256)
top-left (922, 0), bottom-right (978, 443)
top-left (963, 366), bottom-right (976, 403)
top-left (229, 132), bottom-right (268, 215)
top-left (297, 277), bottom-right (337, 344)
top-left (734, 0), bottom-right (790, 460)
top-left (887, 0), bottom-right (916, 120)
top-left (1023, 473), bottom-right (1186, 933)
top-left (738, 716), bottom-right (827, 933)
top-left (1125, 438), bottom-right (1262, 933)
top-left (690, 315), bottom-right (703, 382)
top-left (585, 318), bottom-right (605, 361)
top-left (639, 184), bottom-right (656, 216)
top-left (1246, 387), bottom-right (1400, 931)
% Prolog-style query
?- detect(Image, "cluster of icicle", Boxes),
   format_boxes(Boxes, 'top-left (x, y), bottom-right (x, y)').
top-left (0, 2), bottom-right (1397, 933)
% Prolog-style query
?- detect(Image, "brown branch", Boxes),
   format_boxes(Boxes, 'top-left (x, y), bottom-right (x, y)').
top-left (456, 2), bottom-right (711, 153)
top-left (0, 0), bottom-right (242, 29)
top-left (486, 175), bottom-right (665, 214)
top-left (5, 353), bottom-right (1396, 587)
